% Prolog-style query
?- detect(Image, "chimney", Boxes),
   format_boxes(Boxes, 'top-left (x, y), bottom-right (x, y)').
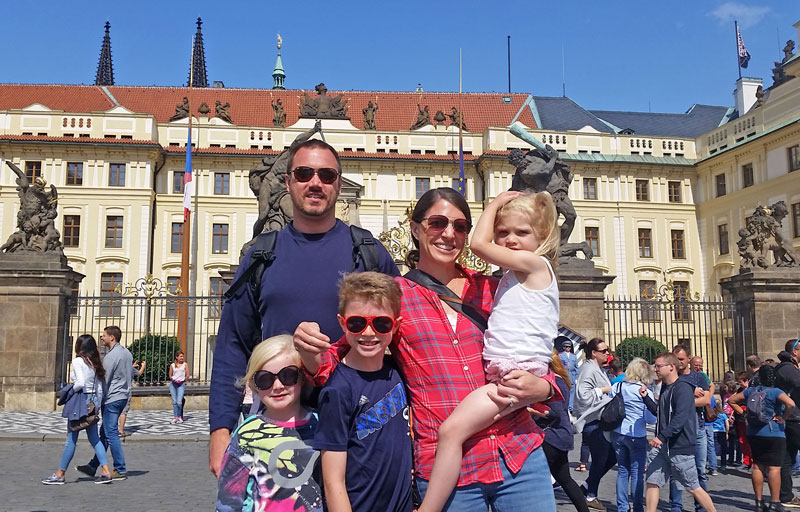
top-left (733, 77), bottom-right (762, 115)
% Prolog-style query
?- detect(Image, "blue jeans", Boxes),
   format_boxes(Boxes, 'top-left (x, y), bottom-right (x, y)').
top-left (705, 425), bottom-right (716, 471)
top-left (169, 381), bottom-right (185, 418)
top-left (611, 432), bottom-right (647, 512)
top-left (59, 395), bottom-right (108, 472)
top-left (88, 398), bottom-right (127, 473)
top-left (584, 420), bottom-right (617, 498)
top-left (669, 425), bottom-right (707, 512)
top-left (416, 448), bottom-right (556, 511)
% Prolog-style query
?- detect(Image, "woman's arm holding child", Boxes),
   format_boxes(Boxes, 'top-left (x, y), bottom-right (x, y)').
top-left (321, 451), bottom-right (352, 512)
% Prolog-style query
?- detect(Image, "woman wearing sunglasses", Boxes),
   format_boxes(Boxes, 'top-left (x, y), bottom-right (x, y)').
top-left (573, 337), bottom-right (616, 510)
top-left (216, 335), bottom-right (322, 512)
top-left (297, 187), bottom-right (557, 511)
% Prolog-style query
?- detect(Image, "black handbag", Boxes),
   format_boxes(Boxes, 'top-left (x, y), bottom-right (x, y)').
top-left (69, 399), bottom-right (99, 432)
top-left (599, 382), bottom-right (626, 431)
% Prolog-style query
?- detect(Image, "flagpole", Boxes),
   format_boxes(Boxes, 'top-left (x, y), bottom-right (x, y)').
top-left (178, 37), bottom-right (194, 356)
top-left (458, 48), bottom-right (465, 197)
top-left (735, 21), bottom-right (742, 80)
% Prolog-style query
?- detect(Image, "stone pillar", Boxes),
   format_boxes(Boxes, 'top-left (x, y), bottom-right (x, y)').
top-left (720, 269), bottom-right (800, 364)
top-left (0, 253), bottom-right (84, 411)
top-left (558, 263), bottom-right (615, 342)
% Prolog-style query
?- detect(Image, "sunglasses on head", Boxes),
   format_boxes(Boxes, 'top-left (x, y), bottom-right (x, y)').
top-left (421, 215), bottom-right (471, 234)
top-left (291, 166), bottom-right (339, 184)
top-left (343, 315), bottom-right (395, 335)
top-left (253, 365), bottom-right (301, 391)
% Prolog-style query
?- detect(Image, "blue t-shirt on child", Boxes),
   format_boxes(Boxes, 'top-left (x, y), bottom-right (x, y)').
top-left (312, 356), bottom-right (413, 512)
top-left (743, 386), bottom-right (786, 438)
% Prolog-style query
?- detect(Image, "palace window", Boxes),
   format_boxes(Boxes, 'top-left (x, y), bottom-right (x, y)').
top-left (668, 181), bottom-right (681, 203)
top-left (638, 229), bottom-right (652, 258)
top-left (742, 163), bottom-right (754, 188)
top-left (671, 229), bottom-right (686, 259)
top-left (583, 178), bottom-right (597, 200)
top-left (715, 173), bottom-right (726, 197)
top-left (171, 222), bottom-right (184, 253)
top-left (173, 171), bottom-right (185, 194)
top-left (415, 178), bottom-right (430, 199)
top-left (25, 161), bottom-right (42, 182)
top-left (718, 224), bottom-right (729, 255)
top-left (63, 215), bottom-right (80, 248)
top-left (635, 180), bottom-right (649, 201)
top-left (214, 172), bottom-right (230, 195)
top-left (109, 163), bottom-right (126, 187)
top-left (585, 227), bottom-right (600, 257)
top-left (792, 202), bottom-right (800, 238)
top-left (100, 272), bottom-right (123, 317)
top-left (166, 276), bottom-right (180, 318)
top-left (66, 162), bottom-right (83, 185)
top-left (789, 145), bottom-right (800, 172)
top-left (209, 277), bottom-right (229, 318)
top-left (105, 216), bottom-right (123, 248)
top-left (673, 280), bottom-right (692, 321)
top-left (212, 223), bottom-right (229, 254)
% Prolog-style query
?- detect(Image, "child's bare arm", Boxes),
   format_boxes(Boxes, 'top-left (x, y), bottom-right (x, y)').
top-left (321, 450), bottom-right (352, 512)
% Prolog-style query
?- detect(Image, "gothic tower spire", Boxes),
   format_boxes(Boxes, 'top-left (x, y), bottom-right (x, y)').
top-left (272, 34), bottom-right (285, 90)
top-left (188, 17), bottom-right (208, 88)
top-left (94, 21), bottom-right (114, 86)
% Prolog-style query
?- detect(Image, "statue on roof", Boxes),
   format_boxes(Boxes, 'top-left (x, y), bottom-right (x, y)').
top-left (198, 102), bottom-right (210, 115)
top-left (299, 83), bottom-right (348, 118)
top-left (272, 98), bottom-right (286, 127)
top-left (243, 120), bottom-right (323, 257)
top-left (410, 104), bottom-right (431, 130)
top-left (363, 100), bottom-right (378, 130)
top-left (0, 161), bottom-right (62, 254)
top-left (783, 40), bottom-right (795, 63)
top-left (215, 100), bottom-right (232, 123)
top-left (169, 97), bottom-right (190, 121)
top-left (736, 201), bottom-right (799, 270)
top-left (448, 107), bottom-right (467, 131)
top-left (433, 110), bottom-right (447, 126)
top-left (754, 85), bottom-right (765, 107)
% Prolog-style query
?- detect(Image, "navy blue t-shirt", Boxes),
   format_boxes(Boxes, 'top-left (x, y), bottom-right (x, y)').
top-left (678, 369), bottom-right (710, 429)
top-left (209, 220), bottom-right (399, 432)
top-left (312, 357), bottom-right (413, 512)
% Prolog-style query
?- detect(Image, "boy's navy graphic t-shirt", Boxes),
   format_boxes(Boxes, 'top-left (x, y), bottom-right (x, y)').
top-left (312, 356), bottom-right (413, 512)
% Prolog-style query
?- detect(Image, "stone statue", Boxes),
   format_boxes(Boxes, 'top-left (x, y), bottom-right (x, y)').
top-left (272, 99), bottom-right (286, 127)
top-left (0, 161), bottom-right (62, 254)
top-left (215, 100), bottom-right (232, 123)
top-left (169, 97), bottom-right (190, 121)
top-left (198, 102), bottom-right (210, 115)
top-left (242, 120), bottom-right (324, 257)
top-left (507, 124), bottom-right (592, 262)
top-left (784, 40), bottom-right (795, 63)
top-left (299, 83), bottom-right (348, 118)
top-left (433, 110), bottom-right (447, 126)
top-left (410, 104), bottom-right (431, 130)
top-left (363, 100), bottom-right (378, 130)
top-left (448, 107), bottom-right (467, 131)
top-left (754, 85), bottom-right (765, 107)
top-left (737, 201), bottom-right (799, 269)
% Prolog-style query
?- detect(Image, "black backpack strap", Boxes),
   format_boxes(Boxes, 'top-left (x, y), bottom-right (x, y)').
top-left (404, 268), bottom-right (489, 332)
top-left (349, 224), bottom-right (381, 272)
top-left (224, 230), bottom-right (279, 300)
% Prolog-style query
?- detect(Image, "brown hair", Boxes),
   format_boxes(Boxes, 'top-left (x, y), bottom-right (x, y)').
top-left (286, 138), bottom-right (342, 173)
top-left (672, 344), bottom-right (691, 357)
top-left (104, 325), bottom-right (122, 343)
top-left (655, 352), bottom-right (679, 368)
top-left (406, 187), bottom-right (472, 269)
top-left (75, 334), bottom-right (106, 381)
top-left (338, 271), bottom-right (402, 317)
top-left (550, 350), bottom-right (571, 389)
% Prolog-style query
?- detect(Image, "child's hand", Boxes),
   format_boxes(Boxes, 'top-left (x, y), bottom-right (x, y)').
top-left (638, 385), bottom-right (648, 398)
top-left (490, 190), bottom-right (523, 208)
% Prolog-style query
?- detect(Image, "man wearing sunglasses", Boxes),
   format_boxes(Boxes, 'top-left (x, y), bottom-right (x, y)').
top-left (209, 138), bottom-right (399, 477)
top-left (774, 339), bottom-right (800, 508)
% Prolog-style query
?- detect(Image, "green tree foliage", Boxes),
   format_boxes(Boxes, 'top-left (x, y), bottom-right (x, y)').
top-left (128, 335), bottom-right (180, 384)
top-left (615, 336), bottom-right (667, 368)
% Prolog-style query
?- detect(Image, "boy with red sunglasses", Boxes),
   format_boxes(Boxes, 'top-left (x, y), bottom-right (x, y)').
top-left (312, 272), bottom-right (413, 511)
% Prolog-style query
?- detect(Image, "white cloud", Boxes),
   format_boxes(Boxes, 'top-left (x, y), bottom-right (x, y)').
top-left (710, 2), bottom-right (770, 29)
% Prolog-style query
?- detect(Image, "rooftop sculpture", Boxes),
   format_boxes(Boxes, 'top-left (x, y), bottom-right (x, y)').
top-left (299, 83), bottom-right (348, 118)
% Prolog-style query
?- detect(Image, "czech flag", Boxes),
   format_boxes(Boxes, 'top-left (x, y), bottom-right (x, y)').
top-left (183, 127), bottom-right (193, 220)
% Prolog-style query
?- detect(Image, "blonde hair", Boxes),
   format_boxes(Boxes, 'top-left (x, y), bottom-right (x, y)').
top-left (236, 334), bottom-right (304, 393)
top-left (550, 350), bottom-right (571, 389)
top-left (338, 271), bottom-right (402, 316)
top-left (495, 191), bottom-right (560, 265)
top-left (624, 357), bottom-right (656, 385)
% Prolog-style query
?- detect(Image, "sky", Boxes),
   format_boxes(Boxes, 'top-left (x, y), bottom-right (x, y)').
top-left (2, 1), bottom-right (796, 114)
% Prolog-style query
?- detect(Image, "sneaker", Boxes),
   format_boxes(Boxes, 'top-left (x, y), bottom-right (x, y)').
top-left (586, 497), bottom-right (607, 511)
top-left (94, 474), bottom-right (112, 485)
top-left (708, 469), bottom-right (718, 476)
top-left (770, 502), bottom-right (787, 512)
top-left (75, 464), bottom-right (96, 477)
top-left (42, 473), bottom-right (65, 485)
top-left (110, 470), bottom-right (127, 481)
top-left (738, 463), bottom-right (752, 471)
top-left (176, 417), bottom-right (183, 424)
top-left (783, 497), bottom-right (800, 509)
top-left (170, 417), bottom-right (177, 424)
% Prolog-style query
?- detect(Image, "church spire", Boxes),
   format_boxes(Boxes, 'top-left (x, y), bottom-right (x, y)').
top-left (188, 17), bottom-right (208, 88)
top-left (272, 34), bottom-right (285, 90)
top-left (94, 21), bottom-right (114, 86)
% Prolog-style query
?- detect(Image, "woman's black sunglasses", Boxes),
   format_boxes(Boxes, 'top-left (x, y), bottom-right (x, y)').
top-left (253, 365), bottom-right (301, 391)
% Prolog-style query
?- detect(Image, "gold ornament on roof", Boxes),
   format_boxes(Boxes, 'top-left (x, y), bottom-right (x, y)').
top-left (277, 33), bottom-right (282, 50)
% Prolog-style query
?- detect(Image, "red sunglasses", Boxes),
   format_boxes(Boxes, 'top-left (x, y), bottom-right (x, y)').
top-left (343, 315), bottom-right (395, 335)
top-left (421, 215), bottom-right (471, 234)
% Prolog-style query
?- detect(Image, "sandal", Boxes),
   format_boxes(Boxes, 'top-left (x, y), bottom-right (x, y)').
top-left (576, 463), bottom-right (587, 472)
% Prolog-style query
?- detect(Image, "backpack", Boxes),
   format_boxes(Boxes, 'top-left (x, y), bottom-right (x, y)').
top-left (745, 386), bottom-right (773, 426)
top-left (599, 382), bottom-right (626, 431)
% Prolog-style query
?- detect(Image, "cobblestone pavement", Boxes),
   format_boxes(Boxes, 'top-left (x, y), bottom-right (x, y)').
top-left (0, 411), bottom-right (795, 511)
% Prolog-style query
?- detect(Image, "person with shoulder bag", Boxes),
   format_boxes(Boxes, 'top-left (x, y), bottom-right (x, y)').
top-left (42, 335), bottom-right (113, 485)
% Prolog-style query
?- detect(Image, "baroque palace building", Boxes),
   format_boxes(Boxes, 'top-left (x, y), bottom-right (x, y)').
top-left (1, 20), bottom-right (799, 308)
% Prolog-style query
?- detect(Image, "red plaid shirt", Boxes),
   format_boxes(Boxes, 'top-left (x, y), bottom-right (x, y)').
top-left (311, 266), bottom-right (557, 486)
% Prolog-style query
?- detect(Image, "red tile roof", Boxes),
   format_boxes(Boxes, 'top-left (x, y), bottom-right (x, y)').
top-left (0, 85), bottom-right (535, 132)
top-left (0, 84), bottom-right (115, 112)
top-left (0, 134), bottom-right (160, 146)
